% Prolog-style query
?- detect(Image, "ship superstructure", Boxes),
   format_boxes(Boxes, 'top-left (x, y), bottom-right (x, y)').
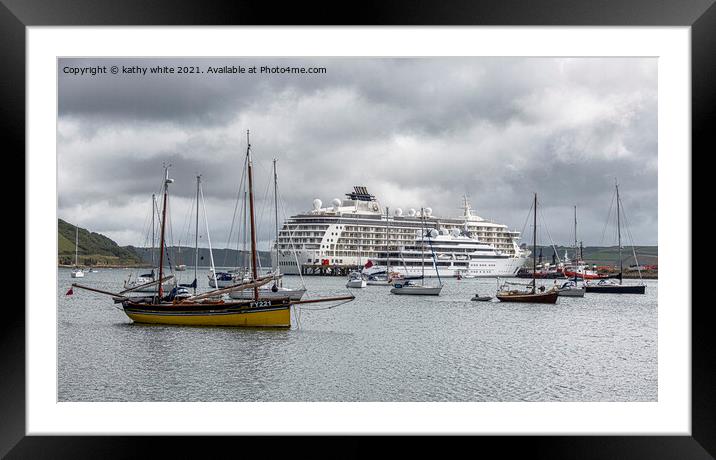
top-left (274, 186), bottom-right (528, 277)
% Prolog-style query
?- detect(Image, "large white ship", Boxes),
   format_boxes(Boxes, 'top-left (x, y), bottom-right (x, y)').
top-left (274, 186), bottom-right (529, 278)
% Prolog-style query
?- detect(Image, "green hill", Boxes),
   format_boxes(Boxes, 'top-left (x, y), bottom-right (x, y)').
top-left (58, 219), bottom-right (144, 266)
top-left (531, 245), bottom-right (658, 266)
top-left (129, 246), bottom-right (273, 268)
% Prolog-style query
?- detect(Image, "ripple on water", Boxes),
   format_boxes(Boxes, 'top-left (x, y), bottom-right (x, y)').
top-left (58, 269), bottom-right (658, 401)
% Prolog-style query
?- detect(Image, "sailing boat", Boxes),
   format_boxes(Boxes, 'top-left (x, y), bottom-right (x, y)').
top-left (70, 225), bottom-right (84, 278)
top-left (174, 246), bottom-right (187, 271)
top-left (555, 205), bottom-right (586, 297)
top-left (229, 158), bottom-right (306, 300)
top-left (346, 271), bottom-right (367, 288)
top-left (366, 207), bottom-right (396, 286)
top-left (562, 205), bottom-right (607, 281)
top-left (585, 181), bottom-right (646, 294)
top-left (123, 193), bottom-right (177, 294)
top-left (496, 193), bottom-right (558, 303)
top-left (390, 208), bottom-right (443, 296)
top-left (72, 131), bottom-right (353, 327)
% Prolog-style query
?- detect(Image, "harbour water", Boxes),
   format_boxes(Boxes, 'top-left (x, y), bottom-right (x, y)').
top-left (58, 268), bottom-right (657, 402)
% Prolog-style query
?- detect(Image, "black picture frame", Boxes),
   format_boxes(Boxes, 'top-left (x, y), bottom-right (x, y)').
top-left (5, 0), bottom-right (709, 457)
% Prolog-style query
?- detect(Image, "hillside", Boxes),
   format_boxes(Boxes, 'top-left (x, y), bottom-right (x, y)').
top-left (58, 219), bottom-right (144, 266)
top-left (129, 246), bottom-right (273, 268)
top-left (531, 245), bottom-right (658, 266)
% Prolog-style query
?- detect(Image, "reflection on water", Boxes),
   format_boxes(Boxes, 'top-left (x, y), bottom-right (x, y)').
top-left (58, 268), bottom-right (657, 401)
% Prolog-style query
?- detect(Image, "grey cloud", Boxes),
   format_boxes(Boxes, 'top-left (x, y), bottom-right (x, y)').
top-left (58, 57), bottom-right (657, 248)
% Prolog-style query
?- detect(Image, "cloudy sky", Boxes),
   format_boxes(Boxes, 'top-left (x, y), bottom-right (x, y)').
top-left (58, 57), bottom-right (657, 250)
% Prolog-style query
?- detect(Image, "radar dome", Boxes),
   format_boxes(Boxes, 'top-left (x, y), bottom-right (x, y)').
top-left (394, 208), bottom-right (403, 216)
top-left (408, 208), bottom-right (416, 216)
top-left (429, 229), bottom-right (439, 238)
top-left (424, 207), bottom-right (432, 217)
top-left (332, 198), bottom-right (341, 209)
top-left (312, 199), bottom-right (322, 210)
top-left (451, 228), bottom-right (461, 237)
top-left (441, 228), bottom-right (449, 235)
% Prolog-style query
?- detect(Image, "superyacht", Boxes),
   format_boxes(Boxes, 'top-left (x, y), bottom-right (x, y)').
top-left (274, 186), bottom-right (528, 278)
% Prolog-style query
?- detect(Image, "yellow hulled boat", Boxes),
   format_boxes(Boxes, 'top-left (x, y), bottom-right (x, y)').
top-left (71, 132), bottom-right (354, 327)
top-left (122, 298), bottom-right (291, 327)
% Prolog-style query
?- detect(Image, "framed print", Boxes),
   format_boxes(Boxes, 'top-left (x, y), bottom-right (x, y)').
top-left (5, 0), bottom-right (711, 457)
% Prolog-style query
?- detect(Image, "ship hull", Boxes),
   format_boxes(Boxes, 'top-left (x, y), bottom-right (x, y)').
top-left (585, 284), bottom-right (646, 294)
top-left (563, 270), bottom-right (609, 280)
top-left (496, 290), bottom-right (558, 303)
top-left (357, 257), bottom-right (528, 279)
top-left (122, 300), bottom-right (291, 327)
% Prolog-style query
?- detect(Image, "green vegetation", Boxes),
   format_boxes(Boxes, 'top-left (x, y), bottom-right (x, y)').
top-left (130, 246), bottom-right (272, 268)
top-left (58, 219), bottom-right (144, 266)
top-left (533, 245), bottom-right (658, 266)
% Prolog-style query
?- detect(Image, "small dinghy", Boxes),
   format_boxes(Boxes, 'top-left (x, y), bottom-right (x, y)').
top-left (471, 294), bottom-right (492, 302)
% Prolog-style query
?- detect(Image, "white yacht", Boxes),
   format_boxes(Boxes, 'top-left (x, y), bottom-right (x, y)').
top-left (274, 186), bottom-right (528, 278)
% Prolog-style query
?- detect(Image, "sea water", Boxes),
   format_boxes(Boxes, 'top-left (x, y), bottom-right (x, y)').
top-left (57, 268), bottom-right (657, 402)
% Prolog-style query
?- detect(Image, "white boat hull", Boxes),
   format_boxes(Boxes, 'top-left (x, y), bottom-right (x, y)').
top-left (71, 270), bottom-right (84, 278)
top-left (557, 287), bottom-right (586, 297)
top-left (124, 279), bottom-right (176, 293)
top-left (390, 285), bottom-right (442, 296)
top-left (208, 276), bottom-right (245, 288)
top-left (346, 279), bottom-right (366, 288)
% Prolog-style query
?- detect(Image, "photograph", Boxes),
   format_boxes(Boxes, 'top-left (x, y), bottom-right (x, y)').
top-left (57, 56), bottom-right (658, 403)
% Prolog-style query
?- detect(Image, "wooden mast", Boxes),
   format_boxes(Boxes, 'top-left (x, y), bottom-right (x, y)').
top-left (616, 180), bottom-right (623, 285)
top-left (157, 165), bottom-right (172, 299)
top-left (532, 193), bottom-right (537, 293)
top-left (194, 175), bottom-right (200, 295)
top-left (246, 130), bottom-right (260, 300)
top-left (151, 194), bottom-right (155, 268)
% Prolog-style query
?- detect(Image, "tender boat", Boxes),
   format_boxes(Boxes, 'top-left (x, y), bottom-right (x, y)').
top-left (471, 294), bottom-right (493, 301)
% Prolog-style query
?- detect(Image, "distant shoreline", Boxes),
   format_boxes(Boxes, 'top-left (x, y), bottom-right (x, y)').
top-left (59, 264), bottom-right (151, 269)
